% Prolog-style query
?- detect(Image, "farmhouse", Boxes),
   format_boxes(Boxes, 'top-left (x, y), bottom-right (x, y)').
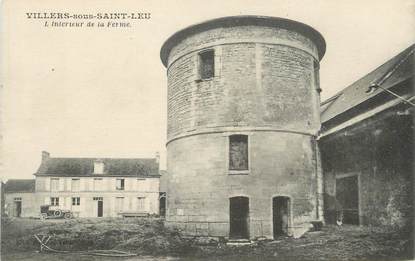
top-left (4, 151), bottom-right (162, 218)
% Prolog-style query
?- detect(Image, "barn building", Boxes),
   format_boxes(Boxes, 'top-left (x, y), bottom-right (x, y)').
top-left (160, 16), bottom-right (326, 239)
top-left (3, 179), bottom-right (36, 217)
top-left (320, 44), bottom-right (414, 228)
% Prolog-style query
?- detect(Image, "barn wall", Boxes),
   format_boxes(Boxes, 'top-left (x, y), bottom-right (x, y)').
top-left (320, 104), bottom-right (413, 227)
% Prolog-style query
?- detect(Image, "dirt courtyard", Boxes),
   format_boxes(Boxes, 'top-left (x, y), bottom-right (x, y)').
top-left (1, 218), bottom-right (413, 261)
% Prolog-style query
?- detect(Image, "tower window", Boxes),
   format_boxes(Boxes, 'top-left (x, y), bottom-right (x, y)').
top-left (229, 135), bottom-right (249, 171)
top-left (199, 50), bottom-right (214, 79)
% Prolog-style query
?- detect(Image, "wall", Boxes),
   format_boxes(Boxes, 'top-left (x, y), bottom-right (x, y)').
top-left (35, 176), bottom-right (159, 193)
top-left (4, 192), bottom-right (40, 217)
top-left (166, 25), bottom-right (321, 142)
top-left (166, 131), bottom-right (320, 238)
top-left (320, 104), bottom-right (413, 227)
top-left (31, 176), bottom-right (160, 218)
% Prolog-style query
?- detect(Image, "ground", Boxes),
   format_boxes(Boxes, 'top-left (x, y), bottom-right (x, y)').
top-left (1, 218), bottom-right (413, 261)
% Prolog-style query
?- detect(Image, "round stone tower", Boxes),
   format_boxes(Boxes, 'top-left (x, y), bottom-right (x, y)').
top-left (160, 16), bottom-right (325, 239)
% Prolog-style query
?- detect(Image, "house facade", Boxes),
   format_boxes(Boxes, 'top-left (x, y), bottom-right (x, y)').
top-left (320, 45), bottom-right (414, 227)
top-left (4, 151), bottom-right (161, 218)
top-left (3, 179), bottom-right (36, 217)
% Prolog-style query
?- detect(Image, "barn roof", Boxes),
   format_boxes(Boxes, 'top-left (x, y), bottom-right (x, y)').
top-left (4, 179), bottom-right (35, 193)
top-left (35, 157), bottom-right (160, 177)
top-left (321, 44), bottom-right (414, 124)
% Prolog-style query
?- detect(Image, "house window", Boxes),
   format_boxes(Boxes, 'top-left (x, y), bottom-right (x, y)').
top-left (116, 197), bottom-right (124, 213)
top-left (229, 135), bottom-right (249, 171)
top-left (137, 197), bottom-right (146, 211)
top-left (72, 197), bottom-right (80, 206)
top-left (93, 178), bottom-right (103, 191)
top-left (50, 197), bottom-right (59, 206)
top-left (94, 161), bottom-right (104, 174)
top-left (50, 178), bottom-right (59, 191)
top-left (199, 49), bottom-right (214, 80)
top-left (14, 197), bottom-right (22, 201)
top-left (71, 179), bottom-right (80, 192)
top-left (116, 179), bottom-right (125, 190)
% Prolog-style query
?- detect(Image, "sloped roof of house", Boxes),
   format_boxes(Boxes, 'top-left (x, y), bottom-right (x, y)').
top-left (35, 157), bottom-right (160, 177)
top-left (4, 179), bottom-right (35, 193)
top-left (321, 44), bottom-right (414, 124)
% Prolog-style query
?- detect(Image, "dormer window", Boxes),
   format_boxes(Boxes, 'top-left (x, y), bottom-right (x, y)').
top-left (94, 160), bottom-right (104, 174)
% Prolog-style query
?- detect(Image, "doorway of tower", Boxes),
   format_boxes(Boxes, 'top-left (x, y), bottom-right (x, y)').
top-left (159, 192), bottom-right (166, 218)
top-left (273, 196), bottom-right (290, 238)
top-left (229, 196), bottom-right (249, 239)
top-left (93, 197), bottom-right (104, 217)
top-left (13, 198), bottom-right (22, 217)
top-left (336, 175), bottom-right (359, 225)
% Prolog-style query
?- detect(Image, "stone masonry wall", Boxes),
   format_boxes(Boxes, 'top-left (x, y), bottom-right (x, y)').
top-left (166, 132), bottom-right (318, 238)
top-left (166, 26), bottom-right (321, 142)
top-left (164, 22), bottom-right (323, 238)
top-left (320, 105), bottom-right (413, 227)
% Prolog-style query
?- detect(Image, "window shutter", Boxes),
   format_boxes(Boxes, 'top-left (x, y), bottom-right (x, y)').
top-left (59, 179), bottom-right (65, 191)
top-left (80, 179), bottom-right (85, 191)
top-left (144, 197), bottom-right (148, 212)
top-left (149, 200), bottom-right (154, 214)
top-left (67, 179), bottom-right (72, 191)
top-left (141, 179), bottom-right (148, 191)
top-left (134, 179), bottom-right (139, 191)
top-left (45, 178), bottom-right (50, 191)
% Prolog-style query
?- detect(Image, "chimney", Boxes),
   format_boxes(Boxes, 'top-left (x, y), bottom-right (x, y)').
top-left (42, 151), bottom-right (50, 162)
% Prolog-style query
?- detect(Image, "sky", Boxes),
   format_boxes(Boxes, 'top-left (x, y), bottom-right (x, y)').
top-left (1, 0), bottom-right (414, 180)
